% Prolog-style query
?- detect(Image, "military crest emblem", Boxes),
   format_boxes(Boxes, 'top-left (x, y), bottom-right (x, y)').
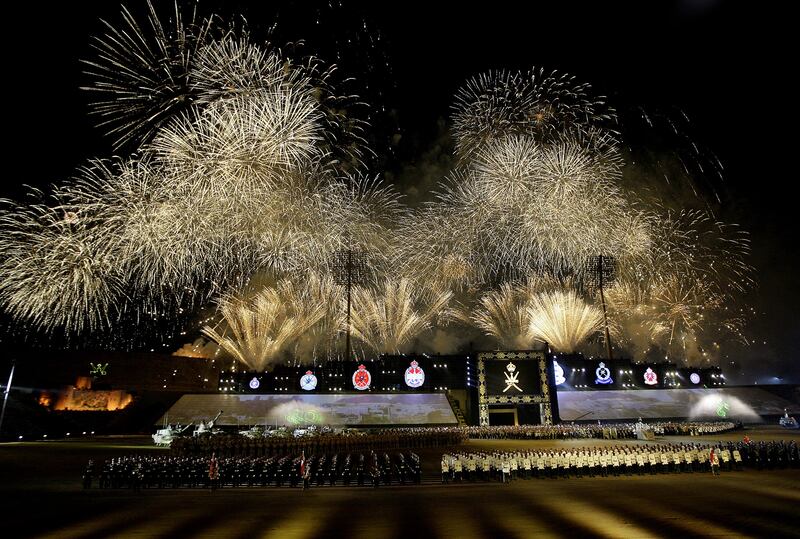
top-left (595, 362), bottom-right (613, 385)
top-left (300, 371), bottom-right (318, 391)
top-left (404, 360), bottom-right (425, 388)
top-left (352, 364), bottom-right (371, 390)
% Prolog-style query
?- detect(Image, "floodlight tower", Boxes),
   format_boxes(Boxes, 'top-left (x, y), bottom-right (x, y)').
top-left (331, 249), bottom-right (368, 361)
top-left (587, 255), bottom-right (616, 361)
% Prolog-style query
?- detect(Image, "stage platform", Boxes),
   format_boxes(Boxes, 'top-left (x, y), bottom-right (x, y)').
top-left (158, 392), bottom-right (459, 427)
top-left (557, 386), bottom-right (800, 422)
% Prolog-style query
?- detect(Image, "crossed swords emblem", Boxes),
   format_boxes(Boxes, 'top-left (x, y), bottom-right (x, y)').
top-left (503, 362), bottom-right (523, 393)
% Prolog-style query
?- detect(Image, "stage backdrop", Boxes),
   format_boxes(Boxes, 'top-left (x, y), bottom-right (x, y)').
top-left (557, 387), bottom-right (800, 422)
top-left (159, 393), bottom-right (458, 427)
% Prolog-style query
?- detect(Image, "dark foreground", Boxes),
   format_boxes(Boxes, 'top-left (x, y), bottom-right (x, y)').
top-left (2, 427), bottom-right (799, 538)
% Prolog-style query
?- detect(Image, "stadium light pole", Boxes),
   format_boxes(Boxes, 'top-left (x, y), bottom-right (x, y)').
top-left (587, 255), bottom-right (616, 361)
top-left (331, 249), bottom-right (368, 361)
top-left (0, 358), bottom-right (16, 438)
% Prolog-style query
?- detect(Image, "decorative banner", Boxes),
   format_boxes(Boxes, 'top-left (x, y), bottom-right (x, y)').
top-left (352, 364), bottom-right (371, 390)
top-left (300, 371), bottom-right (318, 391)
top-left (643, 367), bottom-right (658, 386)
top-left (553, 361), bottom-right (566, 385)
top-left (690, 373), bottom-right (701, 384)
top-left (404, 360), bottom-right (425, 388)
top-left (595, 362), bottom-right (613, 385)
top-left (249, 377), bottom-right (260, 390)
top-left (503, 362), bottom-right (523, 393)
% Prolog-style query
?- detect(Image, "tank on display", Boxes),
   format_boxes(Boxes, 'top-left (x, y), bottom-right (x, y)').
top-left (193, 410), bottom-right (224, 437)
top-left (152, 423), bottom-right (191, 446)
top-left (780, 409), bottom-right (799, 429)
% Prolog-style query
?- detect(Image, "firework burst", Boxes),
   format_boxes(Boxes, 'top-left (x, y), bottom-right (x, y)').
top-left (201, 273), bottom-right (331, 370)
top-left (0, 192), bottom-right (124, 333)
top-left (451, 68), bottom-right (617, 158)
top-left (469, 282), bottom-right (533, 349)
top-left (527, 290), bottom-right (603, 352)
top-left (350, 278), bottom-right (452, 353)
top-left (82, 1), bottom-right (217, 149)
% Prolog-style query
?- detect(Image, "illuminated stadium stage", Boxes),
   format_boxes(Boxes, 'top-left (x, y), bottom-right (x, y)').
top-left (158, 351), bottom-right (800, 427)
top-left (557, 386), bottom-right (800, 422)
top-left (160, 393), bottom-right (459, 427)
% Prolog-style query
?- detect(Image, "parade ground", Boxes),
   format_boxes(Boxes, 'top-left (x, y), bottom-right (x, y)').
top-left (2, 426), bottom-right (799, 539)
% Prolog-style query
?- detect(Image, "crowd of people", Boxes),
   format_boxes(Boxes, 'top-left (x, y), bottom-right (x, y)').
top-left (170, 428), bottom-right (465, 457)
top-left (461, 421), bottom-right (739, 440)
top-left (85, 433), bottom-right (797, 489)
top-left (440, 439), bottom-right (799, 483)
top-left (167, 421), bottom-right (739, 456)
top-left (82, 451), bottom-right (421, 490)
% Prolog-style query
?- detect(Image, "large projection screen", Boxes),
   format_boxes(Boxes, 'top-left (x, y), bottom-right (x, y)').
top-left (159, 393), bottom-right (458, 427)
top-left (557, 387), bottom-right (800, 422)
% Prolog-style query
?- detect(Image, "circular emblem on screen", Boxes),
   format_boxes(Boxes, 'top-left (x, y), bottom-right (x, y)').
top-left (404, 360), bottom-right (425, 388)
top-left (643, 367), bottom-right (658, 386)
top-left (249, 377), bottom-right (260, 390)
top-left (300, 370), bottom-right (317, 391)
top-left (595, 362), bottom-right (613, 385)
top-left (352, 364), bottom-right (371, 390)
top-left (553, 361), bottom-right (566, 385)
top-left (690, 372), bottom-right (700, 384)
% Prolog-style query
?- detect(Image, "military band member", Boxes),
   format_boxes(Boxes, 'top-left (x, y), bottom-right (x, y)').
top-left (547, 452), bottom-right (557, 479)
top-left (523, 454), bottom-right (532, 479)
top-left (599, 450), bottom-right (609, 477)
top-left (468, 455), bottom-right (477, 481)
top-left (709, 447), bottom-right (720, 476)
top-left (611, 451), bottom-right (620, 476)
top-left (733, 449), bottom-right (743, 471)
top-left (721, 448), bottom-right (732, 472)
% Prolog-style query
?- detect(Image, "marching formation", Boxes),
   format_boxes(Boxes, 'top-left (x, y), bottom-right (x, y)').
top-left (170, 429), bottom-right (464, 457)
top-left (460, 421), bottom-right (738, 440)
top-left (440, 439), bottom-right (799, 483)
top-left (82, 451), bottom-right (421, 490)
top-left (165, 421), bottom-right (739, 456)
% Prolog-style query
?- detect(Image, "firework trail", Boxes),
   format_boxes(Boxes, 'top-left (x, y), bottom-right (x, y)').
top-left (0, 191), bottom-right (124, 334)
top-left (82, 1), bottom-right (216, 149)
top-left (469, 282), bottom-right (533, 350)
top-left (201, 273), bottom-right (331, 371)
top-left (527, 290), bottom-right (603, 352)
top-left (350, 278), bottom-right (452, 353)
top-left (451, 68), bottom-right (617, 158)
top-left (408, 132), bottom-right (649, 284)
top-left (0, 5), bottom-right (757, 366)
top-left (644, 208), bottom-right (753, 295)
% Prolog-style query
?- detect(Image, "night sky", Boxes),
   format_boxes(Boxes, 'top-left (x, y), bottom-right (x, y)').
top-left (3, 1), bottom-right (797, 382)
